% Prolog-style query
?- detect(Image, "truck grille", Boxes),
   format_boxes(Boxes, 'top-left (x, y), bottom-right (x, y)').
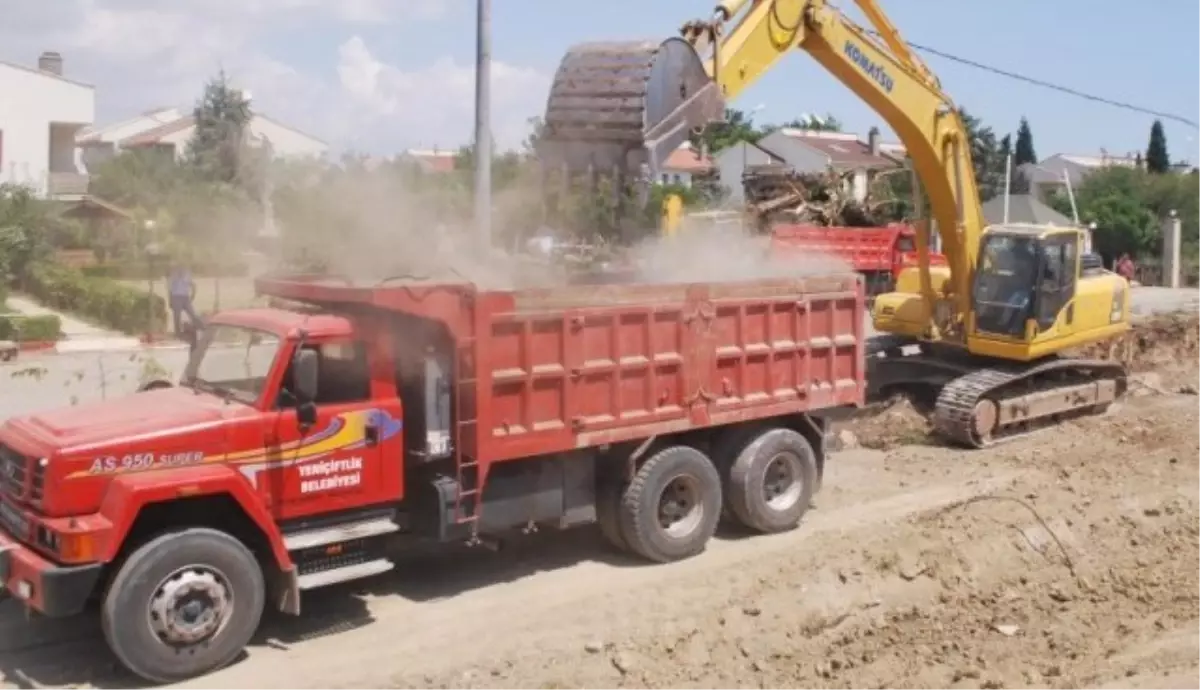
top-left (0, 444), bottom-right (29, 500)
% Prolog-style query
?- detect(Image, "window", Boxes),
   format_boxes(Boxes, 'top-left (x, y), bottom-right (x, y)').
top-left (183, 325), bottom-right (281, 404)
top-left (279, 340), bottom-right (371, 407)
top-left (1035, 235), bottom-right (1079, 330)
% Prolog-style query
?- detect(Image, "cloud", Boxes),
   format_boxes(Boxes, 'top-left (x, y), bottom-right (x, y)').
top-left (0, 0), bottom-right (551, 153)
top-left (333, 36), bottom-right (551, 152)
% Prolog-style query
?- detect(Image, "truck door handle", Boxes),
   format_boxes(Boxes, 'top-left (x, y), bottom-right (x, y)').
top-left (364, 424), bottom-right (379, 447)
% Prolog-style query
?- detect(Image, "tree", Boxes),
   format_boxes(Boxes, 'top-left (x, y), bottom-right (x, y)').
top-left (1049, 167), bottom-right (1157, 260)
top-left (1145, 120), bottom-right (1170, 174)
top-left (0, 184), bottom-right (56, 283)
top-left (958, 108), bottom-right (1005, 202)
top-left (186, 70), bottom-right (254, 187)
top-left (690, 108), bottom-right (764, 153)
top-left (1013, 117), bottom-right (1037, 166)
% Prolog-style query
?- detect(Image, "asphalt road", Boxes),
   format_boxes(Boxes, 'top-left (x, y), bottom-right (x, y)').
top-left (0, 286), bottom-right (1194, 422)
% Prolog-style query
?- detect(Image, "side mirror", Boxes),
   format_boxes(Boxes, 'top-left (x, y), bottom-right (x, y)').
top-left (293, 349), bottom-right (319, 404)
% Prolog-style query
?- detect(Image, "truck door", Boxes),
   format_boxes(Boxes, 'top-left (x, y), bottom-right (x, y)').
top-left (257, 337), bottom-right (401, 520)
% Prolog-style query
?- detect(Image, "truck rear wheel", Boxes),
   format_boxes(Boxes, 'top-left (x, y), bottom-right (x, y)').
top-left (101, 527), bottom-right (266, 684)
top-left (595, 477), bottom-right (630, 552)
top-left (618, 445), bottom-right (721, 563)
top-left (726, 428), bottom-right (816, 534)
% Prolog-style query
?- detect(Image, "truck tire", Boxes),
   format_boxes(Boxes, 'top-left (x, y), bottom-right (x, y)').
top-left (726, 428), bottom-right (817, 534)
top-left (595, 477), bottom-right (630, 552)
top-left (618, 445), bottom-right (721, 563)
top-left (101, 527), bottom-right (266, 684)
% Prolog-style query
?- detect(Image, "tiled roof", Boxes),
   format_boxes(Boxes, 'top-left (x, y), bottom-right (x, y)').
top-left (777, 128), bottom-right (901, 170)
top-left (661, 145), bottom-right (713, 173)
top-left (120, 116), bottom-right (195, 147)
top-left (403, 150), bottom-right (457, 174)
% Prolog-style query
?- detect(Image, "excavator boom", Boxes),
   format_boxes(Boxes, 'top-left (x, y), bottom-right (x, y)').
top-left (539, 0), bottom-right (1132, 449)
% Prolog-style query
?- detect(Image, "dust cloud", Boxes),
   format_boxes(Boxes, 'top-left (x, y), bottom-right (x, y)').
top-left (625, 214), bottom-right (853, 285)
top-left (256, 162), bottom-right (852, 292)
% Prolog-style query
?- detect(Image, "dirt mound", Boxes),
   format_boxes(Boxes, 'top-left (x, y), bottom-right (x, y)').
top-left (1075, 312), bottom-right (1200, 372)
top-left (844, 397), bottom-right (934, 450)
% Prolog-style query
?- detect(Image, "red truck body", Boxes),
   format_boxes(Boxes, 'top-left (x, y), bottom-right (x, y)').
top-left (0, 272), bottom-right (865, 683)
top-left (769, 223), bottom-right (947, 296)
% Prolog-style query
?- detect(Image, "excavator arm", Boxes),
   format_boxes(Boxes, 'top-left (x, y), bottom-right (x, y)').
top-left (538, 0), bottom-right (985, 338)
top-left (540, 0), bottom-right (1133, 450)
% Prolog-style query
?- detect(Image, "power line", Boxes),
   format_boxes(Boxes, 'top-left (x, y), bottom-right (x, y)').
top-left (866, 31), bottom-right (1199, 129)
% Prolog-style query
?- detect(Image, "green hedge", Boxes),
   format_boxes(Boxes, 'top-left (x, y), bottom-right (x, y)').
top-left (0, 314), bottom-right (62, 342)
top-left (25, 263), bottom-right (166, 334)
top-left (80, 260), bottom-right (250, 281)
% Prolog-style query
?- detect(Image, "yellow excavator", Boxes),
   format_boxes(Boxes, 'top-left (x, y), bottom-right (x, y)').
top-left (536, 0), bottom-right (1132, 448)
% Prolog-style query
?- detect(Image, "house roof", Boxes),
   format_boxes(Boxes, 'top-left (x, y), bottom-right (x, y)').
top-left (981, 194), bottom-right (1076, 226)
top-left (402, 149), bottom-right (457, 174)
top-left (661, 145), bottom-right (714, 173)
top-left (120, 116), bottom-right (196, 147)
top-left (112, 112), bottom-right (327, 149)
top-left (77, 107), bottom-right (181, 144)
top-left (0, 59), bottom-right (93, 89)
top-left (1054, 153), bottom-right (1139, 168)
top-left (776, 128), bottom-right (901, 170)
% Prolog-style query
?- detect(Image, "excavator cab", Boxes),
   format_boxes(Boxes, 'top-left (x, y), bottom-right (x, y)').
top-left (969, 224), bottom-right (1127, 359)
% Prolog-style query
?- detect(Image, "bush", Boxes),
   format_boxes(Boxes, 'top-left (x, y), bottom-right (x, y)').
top-left (0, 314), bottom-right (61, 342)
top-left (25, 263), bottom-right (166, 334)
top-left (0, 284), bottom-right (8, 308)
top-left (80, 259), bottom-right (250, 281)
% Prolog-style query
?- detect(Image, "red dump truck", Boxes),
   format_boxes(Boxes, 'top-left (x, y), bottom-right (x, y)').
top-left (0, 272), bottom-right (865, 682)
top-left (770, 223), bottom-right (948, 298)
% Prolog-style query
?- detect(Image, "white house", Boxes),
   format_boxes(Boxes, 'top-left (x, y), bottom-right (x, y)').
top-left (78, 109), bottom-right (328, 167)
top-left (0, 51), bottom-right (94, 199)
top-left (658, 142), bottom-right (714, 187)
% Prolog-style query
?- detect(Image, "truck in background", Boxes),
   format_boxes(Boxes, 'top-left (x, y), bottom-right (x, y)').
top-left (0, 271), bottom-right (865, 683)
top-left (770, 223), bottom-right (948, 299)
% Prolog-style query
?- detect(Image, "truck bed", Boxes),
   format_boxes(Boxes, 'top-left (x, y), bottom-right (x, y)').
top-left (256, 273), bottom-right (865, 463)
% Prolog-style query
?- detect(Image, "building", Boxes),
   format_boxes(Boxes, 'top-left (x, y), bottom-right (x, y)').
top-left (82, 112), bottom-right (326, 165)
top-left (0, 51), bottom-right (94, 199)
top-left (714, 142), bottom-right (787, 202)
top-left (717, 127), bottom-right (902, 203)
top-left (981, 193), bottom-right (1077, 226)
top-left (658, 143), bottom-right (714, 187)
top-left (397, 149), bottom-right (458, 174)
top-left (1017, 151), bottom-right (1193, 200)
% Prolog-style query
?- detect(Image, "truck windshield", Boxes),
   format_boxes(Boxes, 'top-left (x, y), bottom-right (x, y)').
top-left (182, 324), bottom-right (282, 404)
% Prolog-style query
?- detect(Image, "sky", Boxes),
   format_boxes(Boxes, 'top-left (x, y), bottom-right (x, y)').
top-left (4, 0), bottom-right (1198, 162)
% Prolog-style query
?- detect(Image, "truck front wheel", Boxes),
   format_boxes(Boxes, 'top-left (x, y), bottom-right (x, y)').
top-left (101, 527), bottom-right (266, 683)
top-left (619, 445), bottom-right (721, 563)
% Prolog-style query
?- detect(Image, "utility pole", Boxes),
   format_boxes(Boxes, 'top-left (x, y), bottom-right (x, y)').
top-left (473, 0), bottom-right (492, 246)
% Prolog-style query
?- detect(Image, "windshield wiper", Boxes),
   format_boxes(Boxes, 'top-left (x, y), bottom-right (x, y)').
top-left (182, 377), bottom-right (233, 401)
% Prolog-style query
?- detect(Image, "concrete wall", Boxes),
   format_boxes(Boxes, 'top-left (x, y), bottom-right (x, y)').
top-left (0, 62), bottom-right (94, 196)
top-left (715, 142), bottom-right (780, 202)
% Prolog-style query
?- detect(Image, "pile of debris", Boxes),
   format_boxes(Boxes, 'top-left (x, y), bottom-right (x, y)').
top-left (741, 164), bottom-right (910, 231)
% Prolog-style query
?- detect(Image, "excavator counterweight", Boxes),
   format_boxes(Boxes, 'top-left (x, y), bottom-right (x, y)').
top-left (537, 39), bottom-right (724, 177)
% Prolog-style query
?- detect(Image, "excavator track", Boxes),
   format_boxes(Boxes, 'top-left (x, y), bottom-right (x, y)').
top-left (933, 358), bottom-right (1128, 449)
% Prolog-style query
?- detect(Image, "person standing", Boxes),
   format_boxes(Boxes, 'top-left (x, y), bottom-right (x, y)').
top-left (167, 264), bottom-right (201, 337)
top-left (1115, 253), bottom-right (1136, 282)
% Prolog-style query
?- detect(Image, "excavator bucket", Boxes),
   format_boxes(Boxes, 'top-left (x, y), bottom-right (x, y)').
top-left (537, 38), bottom-right (725, 178)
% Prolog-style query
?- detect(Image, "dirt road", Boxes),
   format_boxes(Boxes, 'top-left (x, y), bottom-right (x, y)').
top-left (1, 317), bottom-right (1197, 689)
